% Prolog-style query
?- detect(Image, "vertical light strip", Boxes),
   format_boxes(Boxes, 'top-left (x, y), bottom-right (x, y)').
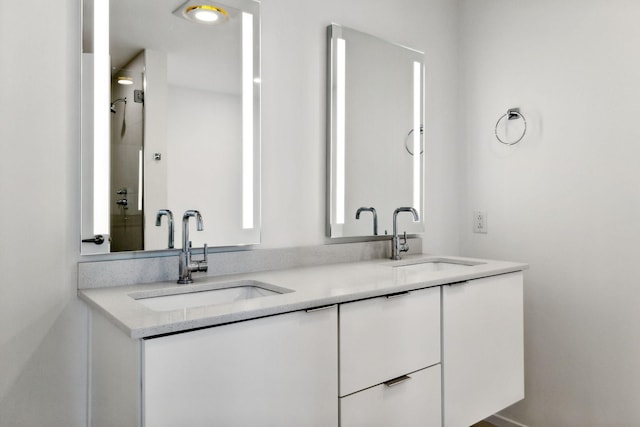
top-left (93, 0), bottom-right (109, 234)
top-left (138, 148), bottom-right (143, 211)
top-left (242, 12), bottom-right (254, 229)
top-left (412, 61), bottom-right (421, 217)
top-left (336, 38), bottom-right (346, 224)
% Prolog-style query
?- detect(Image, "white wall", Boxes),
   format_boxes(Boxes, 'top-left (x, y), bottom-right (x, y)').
top-left (0, 0), bottom-right (87, 425)
top-left (0, 0), bottom-right (459, 425)
top-left (459, 0), bottom-right (640, 424)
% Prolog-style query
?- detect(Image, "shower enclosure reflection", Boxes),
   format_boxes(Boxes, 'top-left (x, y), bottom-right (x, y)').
top-left (110, 56), bottom-right (145, 251)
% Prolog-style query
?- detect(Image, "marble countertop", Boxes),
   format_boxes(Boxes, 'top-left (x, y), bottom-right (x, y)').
top-left (78, 254), bottom-right (528, 339)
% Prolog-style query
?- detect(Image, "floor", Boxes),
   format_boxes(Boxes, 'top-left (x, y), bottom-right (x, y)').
top-left (472, 422), bottom-right (496, 427)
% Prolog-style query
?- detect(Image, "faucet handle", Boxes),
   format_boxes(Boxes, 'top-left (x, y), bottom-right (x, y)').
top-left (195, 243), bottom-right (208, 273)
top-left (400, 232), bottom-right (409, 253)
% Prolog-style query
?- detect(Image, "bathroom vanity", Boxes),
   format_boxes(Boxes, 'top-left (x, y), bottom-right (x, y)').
top-left (80, 255), bottom-right (526, 427)
top-left (79, 2), bottom-right (522, 424)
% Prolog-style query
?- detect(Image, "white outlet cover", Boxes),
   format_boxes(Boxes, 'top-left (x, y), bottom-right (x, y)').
top-left (473, 211), bottom-right (487, 233)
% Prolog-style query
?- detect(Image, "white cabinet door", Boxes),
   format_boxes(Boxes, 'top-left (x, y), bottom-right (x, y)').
top-left (143, 306), bottom-right (338, 427)
top-left (340, 365), bottom-right (442, 427)
top-left (442, 272), bottom-right (524, 427)
top-left (340, 286), bottom-right (441, 396)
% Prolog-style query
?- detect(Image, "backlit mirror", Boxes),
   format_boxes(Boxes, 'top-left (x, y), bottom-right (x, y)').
top-left (326, 24), bottom-right (424, 238)
top-left (81, 0), bottom-right (260, 254)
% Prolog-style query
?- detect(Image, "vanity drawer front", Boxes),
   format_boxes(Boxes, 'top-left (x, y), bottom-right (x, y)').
top-left (142, 307), bottom-right (338, 427)
top-left (340, 365), bottom-right (442, 427)
top-left (339, 286), bottom-right (440, 396)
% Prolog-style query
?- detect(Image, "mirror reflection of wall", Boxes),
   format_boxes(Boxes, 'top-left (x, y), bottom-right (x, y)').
top-left (80, 0), bottom-right (261, 255)
top-left (327, 24), bottom-right (425, 239)
top-left (166, 79), bottom-right (244, 249)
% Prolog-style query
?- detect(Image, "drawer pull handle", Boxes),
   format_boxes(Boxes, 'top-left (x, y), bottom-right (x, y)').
top-left (447, 281), bottom-right (467, 287)
top-left (384, 375), bottom-right (411, 387)
top-left (386, 291), bottom-right (410, 299)
top-left (305, 305), bottom-right (335, 313)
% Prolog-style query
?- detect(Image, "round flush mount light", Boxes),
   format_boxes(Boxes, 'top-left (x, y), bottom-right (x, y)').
top-left (117, 76), bottom-right (133, 85)
top-left (184, 5), bottom-right (228, 24)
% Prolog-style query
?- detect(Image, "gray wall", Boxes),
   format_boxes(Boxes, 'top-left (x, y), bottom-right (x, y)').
top-left (0, 0), bottom-right (459, 424)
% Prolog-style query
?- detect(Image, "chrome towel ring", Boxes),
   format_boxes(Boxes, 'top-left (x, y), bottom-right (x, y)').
top-left (495, 108), bottom-right (527, 145)
top-left (404, 125), bottom-right (424, 155)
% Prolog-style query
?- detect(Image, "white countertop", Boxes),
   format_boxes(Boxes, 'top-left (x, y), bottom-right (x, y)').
top-left (78, 254), bottom-right (528, 339)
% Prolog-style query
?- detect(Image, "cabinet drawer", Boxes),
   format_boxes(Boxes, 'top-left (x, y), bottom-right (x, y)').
top-left (340, 365), bottom-right (441, 427)
top-left (339, 286), bottom-right (440, 396)
top-left (143, 307), bottom-right (338, 427)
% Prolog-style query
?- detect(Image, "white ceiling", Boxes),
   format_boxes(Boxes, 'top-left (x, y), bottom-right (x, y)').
top-left (87, 0), bottom-right (244, 94)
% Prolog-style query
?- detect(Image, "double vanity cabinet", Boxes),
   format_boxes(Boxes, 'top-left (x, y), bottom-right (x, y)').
top-left (81, 256), bottom-right (525, 427)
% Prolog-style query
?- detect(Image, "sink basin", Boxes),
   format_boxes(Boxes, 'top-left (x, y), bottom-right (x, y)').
top-left (392, 258), bottom-right (482, 274)
top-left (131, 280), bottom-right (293, 312)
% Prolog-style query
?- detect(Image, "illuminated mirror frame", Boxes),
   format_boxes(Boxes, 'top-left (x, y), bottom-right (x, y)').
top-left (81, 0), bottom-right (261, 255)
top-left (326, 24), bottom-right (425, 238)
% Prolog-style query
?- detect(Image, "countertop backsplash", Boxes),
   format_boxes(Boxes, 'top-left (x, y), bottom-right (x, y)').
top-left (78, 239), bottom-right (421, 290)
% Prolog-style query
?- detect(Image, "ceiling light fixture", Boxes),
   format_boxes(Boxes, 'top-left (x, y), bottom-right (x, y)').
top-left (117, 76), bottom-right (133, 85)
top-left (175, 3), bottom-right (229, 25)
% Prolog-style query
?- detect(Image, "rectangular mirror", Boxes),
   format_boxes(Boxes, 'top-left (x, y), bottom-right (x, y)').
top-left (81, 0), bottom-right (261, 255)
top-left (326, 24), bottom-right (425, 238)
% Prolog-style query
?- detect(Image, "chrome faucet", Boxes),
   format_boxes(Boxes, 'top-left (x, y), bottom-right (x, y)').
top-left (356, 207), bottom-right (378, 235)
top-left (155, 209), bottom-right (174, 249)
top-left (391, 207), bottom-right (419, 260)
top-left (177, 210), bottom-right (208, 284)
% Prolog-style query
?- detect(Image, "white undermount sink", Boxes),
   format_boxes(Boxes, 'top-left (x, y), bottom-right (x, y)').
top-left (131, 280), bottom-right (293, 312)
top-left (392, 258), bottom-right (483, 274)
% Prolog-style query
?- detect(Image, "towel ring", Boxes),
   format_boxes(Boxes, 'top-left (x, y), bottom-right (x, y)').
top-left (404, 125), bottom-right (424, 155)
top-left (495, 108), bottom-right (527, 145)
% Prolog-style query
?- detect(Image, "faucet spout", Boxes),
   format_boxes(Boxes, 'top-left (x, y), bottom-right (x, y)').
top-left (356, 207), bottom-right (378, 235)
top-left (178, 210), bottom-right (208, 284)
top-left (391, 207), bottom-right (420, 260)
top-left (155, 209), bottom-right (174, 249)
top-left (182, 210), bottom-right (203, 250)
